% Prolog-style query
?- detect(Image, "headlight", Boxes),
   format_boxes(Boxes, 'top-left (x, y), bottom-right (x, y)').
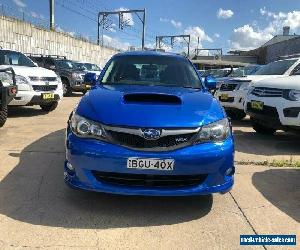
top-left (194, 118), bottom-right (231, 143)
top-left (70, 113), bottom-right (106, 139)
top-left (237, 82), bottom-right (250, 90)
top-left (72, 73), bottom-right (82, 81)
top-left (288, 89), bottom-right (300, 101)
top-left (15, 75), bottom-right (29, 85)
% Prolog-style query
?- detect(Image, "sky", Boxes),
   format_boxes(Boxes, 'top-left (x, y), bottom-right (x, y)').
top-left (2, 0), bottom-right (300, 54)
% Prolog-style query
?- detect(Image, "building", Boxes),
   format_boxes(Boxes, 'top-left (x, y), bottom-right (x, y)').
top-left (240, 26), bottom-right (300, 64)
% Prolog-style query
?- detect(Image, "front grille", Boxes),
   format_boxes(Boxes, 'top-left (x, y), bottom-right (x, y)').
top-left (29, 76), bottom-right (57, 82)
top-left (220, 83), bottom-right (238, 91)
top-left (251, 87), bottom-right (283, 97)
top-left (92, 171), bottom-right (208, 188)
top-left (32, 85), bottom-right (57, 91)
top-left (247, 103), bottom-right (279, 118)
top-left (107, 130), bottom-right (196, 151)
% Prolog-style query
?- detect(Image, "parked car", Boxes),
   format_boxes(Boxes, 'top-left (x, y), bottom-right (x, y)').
top-left (216, 65), bottom-right (262, 89)
top-left (0, 67), bottom-right (17, 127)
top-left (28, 55), bottom-right (89, 96)
top-left (65, 51), bottom-right (235, 196)
top-left (215, 57), bottom-right (300, 120)
top-left (0, 49), bottom-right (63, 112)
top-left (245, 75), bottom-right (300, 135)
top-left (74, 61), bottom-right (101, 76)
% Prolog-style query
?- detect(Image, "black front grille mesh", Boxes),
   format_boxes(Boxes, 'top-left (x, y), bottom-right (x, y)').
top-left (220, 83), bottom-right (238, 91)
top-left (92, 171), bottom-right (208, 187)
top-left (107, 130), bottom-right (196, 150)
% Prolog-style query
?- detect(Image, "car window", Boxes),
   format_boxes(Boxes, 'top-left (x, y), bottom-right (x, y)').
top-left (254, 59), bottom-right (297, 75)
top-left (101, 55), bottom-right (201, 89)
top-left (0, 50), bottom-right (36, 67)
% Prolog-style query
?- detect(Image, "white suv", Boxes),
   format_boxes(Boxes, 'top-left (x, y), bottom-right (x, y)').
top-left (0, 49), bottom-right (63, 111)
top-left (215, 57), bottom-right (300, 120)
top-left (245, 75), bottom-right (300, 135)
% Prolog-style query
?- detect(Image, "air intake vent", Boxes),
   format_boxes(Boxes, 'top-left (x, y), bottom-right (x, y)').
top-left (123, 93), bottom-right (182, 105)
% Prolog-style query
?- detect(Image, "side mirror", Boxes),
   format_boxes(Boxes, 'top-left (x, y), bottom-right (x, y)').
top-left (84, 72), bottom-right (97, 86)
top-left (204, 75), bottom-right (217, 90)
top-left (49, 65), bottom-right (56, 70)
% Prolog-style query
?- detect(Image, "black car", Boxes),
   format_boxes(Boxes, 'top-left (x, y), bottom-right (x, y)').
top-left (28, 54), bottom-right (89, 96)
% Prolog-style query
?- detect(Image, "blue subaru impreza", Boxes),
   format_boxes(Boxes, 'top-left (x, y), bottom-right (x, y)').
top-left (65, 51), bottom-right (235, 196)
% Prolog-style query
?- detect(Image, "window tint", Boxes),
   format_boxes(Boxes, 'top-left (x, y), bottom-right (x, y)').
top-left (101, 55), bottom-right (201, 89)
top-left (254, 60), bottom-right (297, 75)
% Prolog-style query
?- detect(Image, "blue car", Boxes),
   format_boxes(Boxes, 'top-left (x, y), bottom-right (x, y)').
top-left (65, 51), bottom-right (235, 196)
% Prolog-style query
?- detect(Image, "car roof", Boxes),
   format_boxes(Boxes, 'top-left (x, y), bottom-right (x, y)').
top-left (113, 50), bottom-right (187, 59)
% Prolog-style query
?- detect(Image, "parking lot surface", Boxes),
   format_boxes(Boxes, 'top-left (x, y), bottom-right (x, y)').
top-left (0, 96), bottom-right (299, 250)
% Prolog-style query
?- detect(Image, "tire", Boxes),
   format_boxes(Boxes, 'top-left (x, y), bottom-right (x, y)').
top-left (0, 105), bottom-right (8, 127)
top-left (62, 79), bottom-right (72, 97)
top-left (252, 121), bottom-right (276, 135)
top-left (40, 101), bottom-right (58, 112)
top-left (227, 110), bottom-right (246, 120)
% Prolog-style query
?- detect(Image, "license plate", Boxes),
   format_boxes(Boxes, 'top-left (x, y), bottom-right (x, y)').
top-left (251, 100), bottom-right (264, 110)
top-left (220, 93), bottom-right (229, 101)
top-left (42, 93), bottom-right (54, 100)
top-left (127, 158), bottom-right (174, 171)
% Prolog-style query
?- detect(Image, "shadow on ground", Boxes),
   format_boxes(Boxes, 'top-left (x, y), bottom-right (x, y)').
top-left (8, 106), bottom-right (48, 118)
top-left (233, 129), bottom-right (300, 157)
top-left (252, 169), bottom-right (300, 222)
top-left (0, 129), bottom-right (212, 229)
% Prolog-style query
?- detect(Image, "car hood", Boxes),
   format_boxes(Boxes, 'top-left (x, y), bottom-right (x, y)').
top-left (230, 75), bottom-right (286, 83)
top-left (254, 75), bottom-right (300, 90)
top-left (76, 85), bottom-right (225, 128)
top-left (5, 66), bottom-right (57, 78)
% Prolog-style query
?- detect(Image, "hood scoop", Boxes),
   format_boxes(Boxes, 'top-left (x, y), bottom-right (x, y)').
top-left (123, 93), bottom-right (182, 105)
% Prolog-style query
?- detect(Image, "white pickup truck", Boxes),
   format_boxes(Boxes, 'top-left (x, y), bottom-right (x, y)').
top-left (245, 75), bottom-right (300, 135)
top-left (215, 57), bottom-right (300, 120)
top-left (0, 49), bottom-right (63, 111)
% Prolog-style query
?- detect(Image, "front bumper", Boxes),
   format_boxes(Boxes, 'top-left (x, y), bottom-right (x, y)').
top-left (70, 80), bottom-right (89, 91)
top-left (9, 89), bottom-right (63, 106)
top-left (246, 95), bottom-right (300, 129)
top-left (65, 131), bottom-right (235, 196)
top-left (215, 90), bottom-right (246, 111)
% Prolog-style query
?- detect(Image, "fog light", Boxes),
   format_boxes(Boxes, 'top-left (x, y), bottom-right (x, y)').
top-left (225, 167), bottom-right (235, 176)
top-left (66, 162), bottom-right (74, 171)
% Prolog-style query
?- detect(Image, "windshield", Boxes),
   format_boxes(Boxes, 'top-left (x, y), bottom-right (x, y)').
top-left (0, 50), bottom-right (36, 67)
top-left (101, 55), bottom-right (202, 89)
top-left (228, 66), bottom-right (260, 77)
top-left (202, 69), bottom-right (231, 78)
top-left (254, 59), bottom-right (297, 75)
top-left (82, 63), bottom-right (101, 71)
top-left (55, 60), bottom-right (77, 69)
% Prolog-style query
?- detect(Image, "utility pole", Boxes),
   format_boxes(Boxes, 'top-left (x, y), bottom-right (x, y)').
top-left (49, 0), bottom-right (55, 30)
top-left (155, 35), bottom-right (191, 56)
top-left (97, 9), bottom-right (146, 49)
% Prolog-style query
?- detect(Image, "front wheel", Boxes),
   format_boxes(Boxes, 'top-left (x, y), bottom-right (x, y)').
top-left (252, 120), bottom-right (276, 135)
top-left (0, 105), bottom-right (8, 127)
top-left (62, 79), bottom-right (72, 97)
top-left (40, 101), bottom-right (58, 112)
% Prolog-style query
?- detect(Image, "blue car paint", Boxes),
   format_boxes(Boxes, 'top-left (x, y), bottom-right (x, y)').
top-left (65, 51), bottom-right (235, 196)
